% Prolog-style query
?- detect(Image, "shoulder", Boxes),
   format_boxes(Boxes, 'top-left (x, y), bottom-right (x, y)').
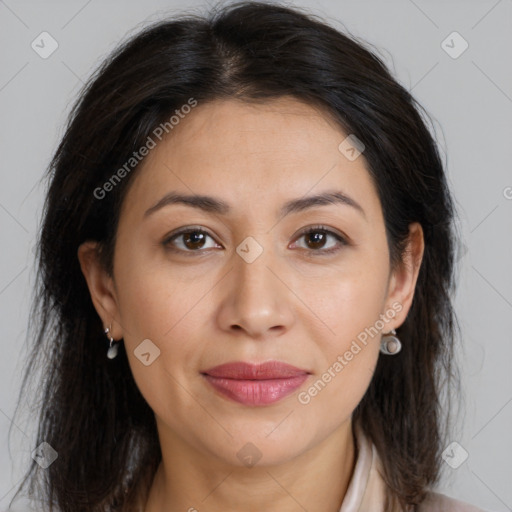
top-left (417, 491), bottom-right (489, 512)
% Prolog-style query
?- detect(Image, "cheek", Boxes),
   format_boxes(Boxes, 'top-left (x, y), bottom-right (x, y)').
top-left (115, 265), bottom-right (210, 419)
top-left (299, 347), bottom-right (379, 437)
top-left (113, 255), bottom-right (216, 398)
top-left (294, 257), bottom-right (387, 406)
top-left (297, 304), bottom-right (381, 425)
top-left (302, 263), bottom-right (389, 347)
top-left (113, 242), bottom-right (212, 341)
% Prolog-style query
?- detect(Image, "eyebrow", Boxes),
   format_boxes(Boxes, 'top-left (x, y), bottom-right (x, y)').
top-left (143, 189), bottom-right (366, 221)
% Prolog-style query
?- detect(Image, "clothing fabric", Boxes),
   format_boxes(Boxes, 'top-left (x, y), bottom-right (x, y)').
top-left (340, 424), bottom-right (488, 512)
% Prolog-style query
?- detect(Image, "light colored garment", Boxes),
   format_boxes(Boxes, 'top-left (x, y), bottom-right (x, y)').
top-left (340, 424), bottom-right (489, 512)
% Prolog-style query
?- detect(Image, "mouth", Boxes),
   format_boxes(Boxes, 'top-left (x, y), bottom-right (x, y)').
top-left (201, 361), bottom-right (310, 406)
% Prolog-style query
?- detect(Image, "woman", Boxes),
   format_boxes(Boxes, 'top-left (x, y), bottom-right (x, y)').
top-left (8, 2), bottom-right (487, 511)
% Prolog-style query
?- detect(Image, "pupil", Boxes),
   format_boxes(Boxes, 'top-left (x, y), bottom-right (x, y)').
top-left (185, 232), bottom-right (204, 249)
top-left (308, 232), bottom-right (324, 249)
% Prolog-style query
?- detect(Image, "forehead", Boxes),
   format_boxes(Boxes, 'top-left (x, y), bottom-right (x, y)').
top-left (153, 97), bottom-right (347, 167)
top-left (120, 97), bottom-right (380, 223)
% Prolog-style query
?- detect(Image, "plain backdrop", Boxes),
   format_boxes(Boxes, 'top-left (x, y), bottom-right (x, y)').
top-left (0, 0), bottom-right (511, 511)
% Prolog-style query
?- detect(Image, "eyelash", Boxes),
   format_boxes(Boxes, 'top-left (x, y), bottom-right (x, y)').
top-left (162, 224), bottom-right (348, 257)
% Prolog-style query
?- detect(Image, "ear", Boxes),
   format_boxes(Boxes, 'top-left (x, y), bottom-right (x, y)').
top-left (77, 240), bottom-right (123, 340)
top-left (384, 222), bottom-right (425, 328)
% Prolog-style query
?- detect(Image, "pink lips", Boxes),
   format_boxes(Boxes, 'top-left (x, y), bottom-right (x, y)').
top-left (202, 361), bottom-right (310, 406)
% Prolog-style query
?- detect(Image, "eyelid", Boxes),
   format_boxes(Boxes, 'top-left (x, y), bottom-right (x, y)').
top-left (162, 225), bottom-right (219, 247)
top-left (293, 224), bottom-right (348, 243)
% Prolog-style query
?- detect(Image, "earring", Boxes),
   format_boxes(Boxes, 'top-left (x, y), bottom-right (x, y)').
top-left (380, 328), bottom-right (402, 355)
top-left (104, 323), bottom-right (119, 359)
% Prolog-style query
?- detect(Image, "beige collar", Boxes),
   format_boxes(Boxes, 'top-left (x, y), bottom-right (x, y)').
top-left (339, 423), bottom-right (388, 512)
top-left (338, 424), bottom-right (485, 512)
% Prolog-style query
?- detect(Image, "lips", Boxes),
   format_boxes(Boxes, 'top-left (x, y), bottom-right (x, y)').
top-left (204, 361), bottom-right (309, 379)
top-left (202, 361), bottom-right (310, 406)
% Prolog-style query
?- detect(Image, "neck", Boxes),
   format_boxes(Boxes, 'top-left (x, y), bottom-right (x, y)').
top-left (144, 419), bottom-right (356, 512)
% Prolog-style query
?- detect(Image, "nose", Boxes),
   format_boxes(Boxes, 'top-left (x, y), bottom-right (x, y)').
top-left (215, 241), bottom-right (295, 339)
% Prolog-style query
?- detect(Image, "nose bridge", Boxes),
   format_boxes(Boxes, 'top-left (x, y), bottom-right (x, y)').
top-left (217, 233), bottom-right (294, 337)
top-left (235, 233), bottom-right (280, 305)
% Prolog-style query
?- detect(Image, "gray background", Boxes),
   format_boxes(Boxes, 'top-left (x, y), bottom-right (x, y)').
top-left (0, 0), bottom-right (511, 511)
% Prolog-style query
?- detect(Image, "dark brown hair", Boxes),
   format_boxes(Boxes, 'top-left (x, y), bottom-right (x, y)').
top-left (9, 1), bottom-right (463, 511)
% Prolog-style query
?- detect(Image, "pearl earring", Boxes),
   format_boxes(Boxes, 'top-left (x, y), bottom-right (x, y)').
top-left (380, 329), bottom-right (402, 355)
top-left (104, 323), bottom-right (119, 359)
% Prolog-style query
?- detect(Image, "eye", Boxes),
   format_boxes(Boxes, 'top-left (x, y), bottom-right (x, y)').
top-left (162, 226), bottom-right (220, 254)
top-left (162, 224), bottom-right (348, 256)
top-left (291, 225), bottom-right (348, 255)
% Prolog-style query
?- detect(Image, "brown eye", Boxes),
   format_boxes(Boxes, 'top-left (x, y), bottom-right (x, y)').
top-left (293, 225), bottom-right (348, 255)
top-left (182, 231), bottom-right (207, 250)
top-left (304, 231), bottom-right (328, 250)
top-left (163, 227), bottom-right (219, 253)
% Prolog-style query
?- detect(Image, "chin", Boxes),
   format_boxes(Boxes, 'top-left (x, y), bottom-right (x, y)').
top-left (204, 429), bottom-right (312, 469)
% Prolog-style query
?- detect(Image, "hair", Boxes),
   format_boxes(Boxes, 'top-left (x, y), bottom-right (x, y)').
top-left (9, 1), bottom-right (464, 511)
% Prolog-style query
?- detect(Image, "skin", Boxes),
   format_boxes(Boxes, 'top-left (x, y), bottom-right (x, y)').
top-left (78, 97), bottom-right (424, 512)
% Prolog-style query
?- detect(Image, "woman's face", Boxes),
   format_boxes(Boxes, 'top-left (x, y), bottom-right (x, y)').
top-left (79, 97), bottom-right (423, 467)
